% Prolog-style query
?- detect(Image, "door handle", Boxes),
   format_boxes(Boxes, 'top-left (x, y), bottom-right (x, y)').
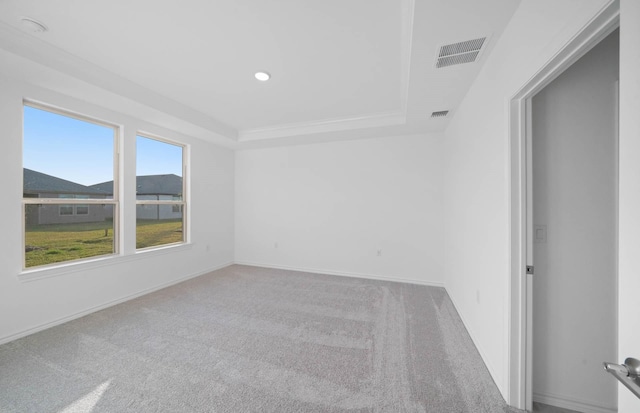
top-left (603, 357), bottom-right (640, 399)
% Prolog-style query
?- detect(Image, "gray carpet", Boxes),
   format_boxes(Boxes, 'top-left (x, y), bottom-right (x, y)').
top-left (0, 265), bottom-right (522, 412)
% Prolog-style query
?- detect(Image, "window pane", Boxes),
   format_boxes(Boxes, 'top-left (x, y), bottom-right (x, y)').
top-left (75, 195), bottom-right (89, 215)
top-left (136, 205), bottom-right (183, 249)
top-left (24, 204), bottom-right (115, 268)
top-left (136, 135), bottom-right (185, 250)
top-left (23, 105), bottom-right (115, 199)
top-left (136, 136), bottom-right (183, 200)
top-left (59, 205), bottom-right (73, 215)
top-left (23, 104), bottom-right (117, 269)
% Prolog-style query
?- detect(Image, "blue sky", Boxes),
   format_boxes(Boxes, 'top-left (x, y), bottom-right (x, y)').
top-left (23, 106), bottom-right (182, 186)
top-left (136, 135), bottom-right (183, 178)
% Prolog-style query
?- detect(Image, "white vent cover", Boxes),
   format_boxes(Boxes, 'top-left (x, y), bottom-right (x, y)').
top-left (431, 110), bottom-right (449, 118)
top-left (436, 37), bottom-right (486, 68)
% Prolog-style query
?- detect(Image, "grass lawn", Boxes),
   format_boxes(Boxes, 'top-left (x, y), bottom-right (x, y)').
top-left (25, 219), bottom-right (183, 268)
top-left (136, 219), bottom-right (183, 249)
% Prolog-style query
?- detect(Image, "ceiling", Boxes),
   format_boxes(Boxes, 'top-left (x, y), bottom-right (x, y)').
top-left (0, 0), bottom-right (521, 148)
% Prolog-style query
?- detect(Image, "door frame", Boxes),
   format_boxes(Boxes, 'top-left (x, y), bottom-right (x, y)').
top-left (507, 2), bottom-right (620, 409)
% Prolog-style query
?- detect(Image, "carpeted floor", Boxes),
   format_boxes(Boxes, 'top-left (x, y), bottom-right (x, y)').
top-left (0, 265), bottom-right (522, 412)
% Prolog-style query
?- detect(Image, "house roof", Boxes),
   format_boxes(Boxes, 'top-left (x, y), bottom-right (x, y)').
top-left (90, 174), bottom-right (182, 196)
top-left (23, 168), bottom-right (108, 195)
top-left (135, 174), bottom-right (182, 195)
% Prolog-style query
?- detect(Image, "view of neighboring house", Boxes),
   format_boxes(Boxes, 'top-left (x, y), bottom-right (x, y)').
top-left (24, 169), bottom-right (183, 225)
top-left (23, 168), bottom-right (109, 226)
top-left (91, 174), bottom-right (183, 221)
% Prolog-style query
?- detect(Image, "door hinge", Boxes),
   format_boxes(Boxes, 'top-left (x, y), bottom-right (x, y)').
top-left (526, 265), bottom-right (534, 275)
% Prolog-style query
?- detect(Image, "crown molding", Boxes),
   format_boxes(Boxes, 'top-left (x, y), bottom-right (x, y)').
top-left (0, 0), bottom-right (416, 144)
top-left (400, 0), bottom-right (415, 115)
top-left (0, 22), bottom-right (237, 141)
top-left (239, 0), bottom-right (415, 142)
top-left (238, 111), bottom-right (406, 142)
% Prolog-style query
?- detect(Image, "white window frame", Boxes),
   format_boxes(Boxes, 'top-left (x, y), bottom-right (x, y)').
top-left (75, 195), bottom-right (90, 216)
top-left (22, 101), bottom-right (120, 270)
top-left (135, 133), bottom-right (187, 250)
top-left (171, 195), bottom-right (183, 213)
top-left (58, 194), bottom-right (73, 216)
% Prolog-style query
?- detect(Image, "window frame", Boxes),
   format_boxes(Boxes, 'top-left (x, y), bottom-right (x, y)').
top-left (22, 100), bottom-right (120, 270)
top-left (135, 132), bottom-right (188, 251)
top-left (58, 194), bottom-right (73, 216)
top-left (56, 194), bottom-right (91, 216)
top-left (171, 195), bottom-right (183, 213)
top-left (75, 195), bottom-right (90, 215)
top-left (58, 205), bottom-right (74, 216)
top-left (75, 205), bottom-right (89, 215)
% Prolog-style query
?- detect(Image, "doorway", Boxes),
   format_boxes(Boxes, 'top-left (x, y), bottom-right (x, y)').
top-left (507, 3), bottom-right (620, 411)
top-left (528, 29), bottom-right (619, 413)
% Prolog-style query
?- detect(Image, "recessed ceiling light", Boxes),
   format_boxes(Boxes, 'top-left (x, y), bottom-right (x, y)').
top-left (254, 71), bottom-right (271, 81)
top-left (20, 17), bottom-right (48, 33)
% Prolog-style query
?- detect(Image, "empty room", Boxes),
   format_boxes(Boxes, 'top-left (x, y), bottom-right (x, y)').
top-left (1, 1), bottom-right (639, 412)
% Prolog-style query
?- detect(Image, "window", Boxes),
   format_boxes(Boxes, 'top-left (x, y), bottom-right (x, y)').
top-left (58, 195), bottom-right (73, 216)
top-left (58, 195), bottom-right (89, 216)
top-left (76, 195), bottom-right (89, 215)
top-left (23, 103), bottom-right (118, 269)
top-left (59, 205), bottom-right (74, 216)
top-left (136, 135), bottom-right (186, 249)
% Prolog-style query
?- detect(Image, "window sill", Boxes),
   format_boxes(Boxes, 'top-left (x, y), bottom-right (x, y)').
top-left (19, 243), bottom-right (193, 283)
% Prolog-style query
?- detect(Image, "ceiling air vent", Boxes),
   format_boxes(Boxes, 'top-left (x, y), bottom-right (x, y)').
top-left (431, 110), bottom-right (449, 118)
top-left (436, 37), bottom-right (486, 68)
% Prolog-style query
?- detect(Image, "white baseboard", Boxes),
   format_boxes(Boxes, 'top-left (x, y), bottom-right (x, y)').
top-left (445, 289), bottom-right (505, 400)
top-left (233, 261), bottom-right (444, 287)
top-left (534, 391), bottom-right (616, 413)
top-left (0, 262), bottom-right (233, 346)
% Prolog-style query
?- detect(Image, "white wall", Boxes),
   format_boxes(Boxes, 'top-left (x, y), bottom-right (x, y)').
top-left (3, 2), bottom-right (638, 410)
top-left (532, 30), bottom-right (618, 412)
top-left (235, 134), bottom-right (444, 285)
top-left (617, 0), bottom-right (640, 411)
top-left (0, 76), bottom-right (235, 344)
top-left (443, 0), bottom-right (612, 397)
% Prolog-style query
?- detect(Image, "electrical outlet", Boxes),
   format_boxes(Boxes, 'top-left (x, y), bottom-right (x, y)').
top-left (274, 242), bottom-right (278, 249)
top-left (377, 249), bottom-right (382, 257)
top-left (206, 244), bottom-right (210, 252)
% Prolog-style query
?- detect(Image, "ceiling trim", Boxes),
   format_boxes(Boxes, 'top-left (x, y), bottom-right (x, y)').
top-left (400, 0), bottom-right (415, 116)
top-left (0, 22), bottom-right (238, 141)
top-left (239, 0), bottom-right (415, 142)
top-left (0, 0), bottom-right (417, 143)
top-left (238, 110), bottom-right (406, 142)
